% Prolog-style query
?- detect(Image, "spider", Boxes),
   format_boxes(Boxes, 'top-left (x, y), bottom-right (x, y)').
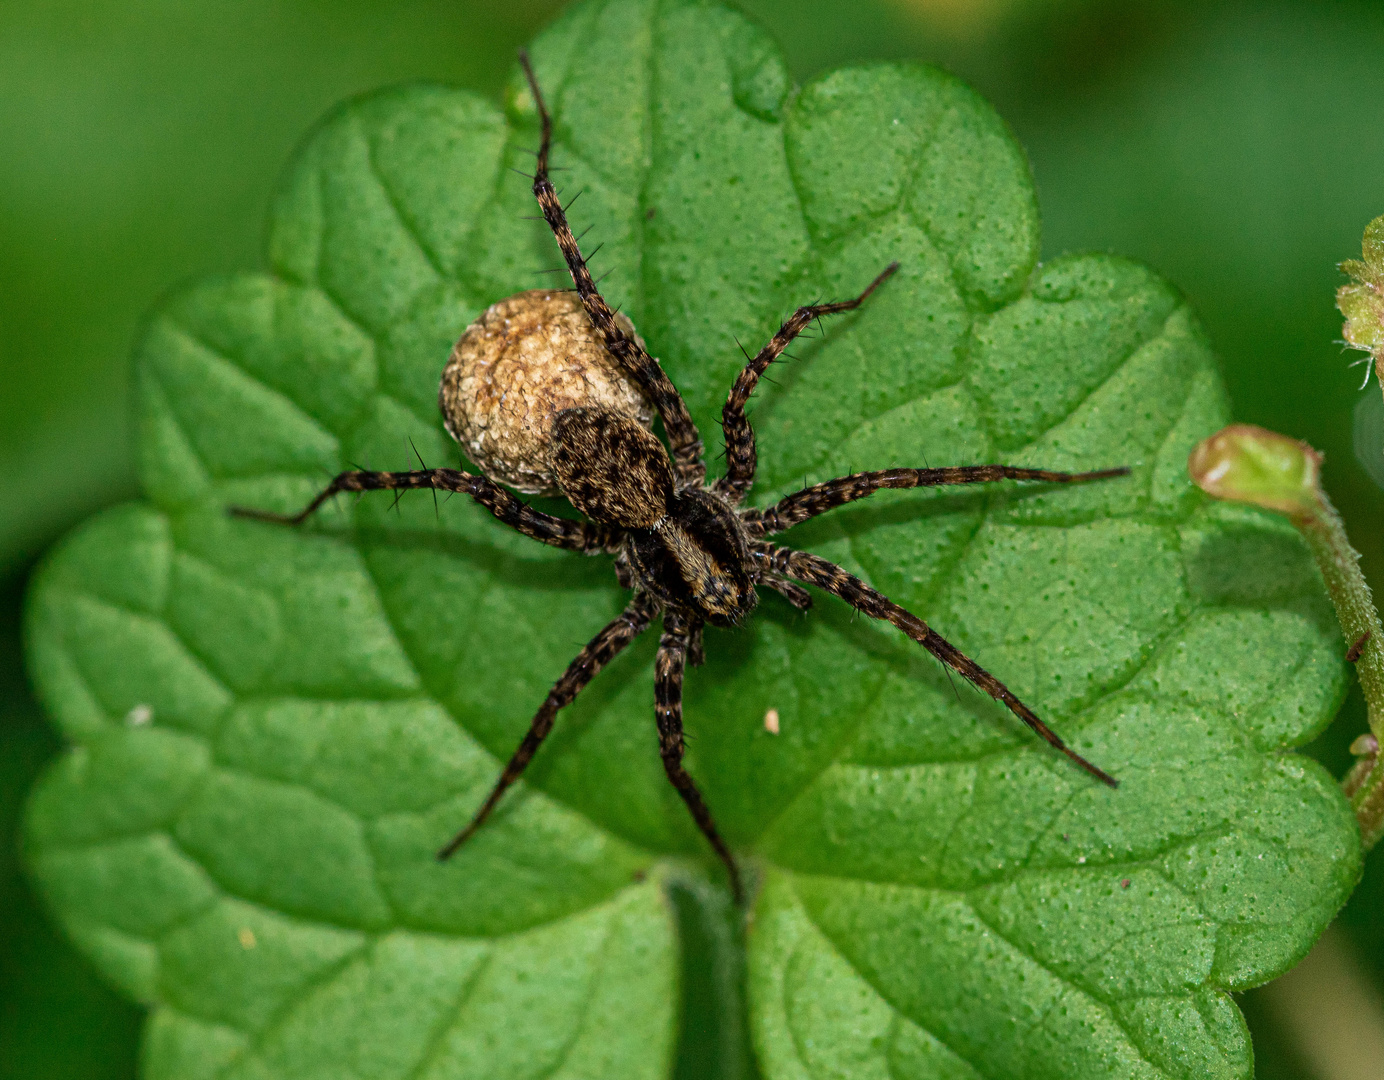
top-left (232, 54), bottom-right (1127, 902)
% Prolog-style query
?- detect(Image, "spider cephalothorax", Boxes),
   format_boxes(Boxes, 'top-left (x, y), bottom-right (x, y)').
top-left (232, 54), bottom-right (1127, 902)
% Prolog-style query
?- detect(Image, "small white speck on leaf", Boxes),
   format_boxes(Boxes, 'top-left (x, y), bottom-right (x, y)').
top-left (125, 704), bottom-right (153, 727)
top-left (764, 708), bottom-right (780, 735)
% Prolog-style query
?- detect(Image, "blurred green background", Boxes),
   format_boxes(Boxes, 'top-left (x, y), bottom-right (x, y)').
top-left (3, 1), bottom-right (1383, 1076)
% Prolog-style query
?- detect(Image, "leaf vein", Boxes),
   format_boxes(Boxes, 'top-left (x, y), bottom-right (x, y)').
top-left (361, 116), bottom-right (448, 282)
top-left (961, 897), bottom-right (1176, 1079)
top-left (403, 951), bottom-right (495, 1080)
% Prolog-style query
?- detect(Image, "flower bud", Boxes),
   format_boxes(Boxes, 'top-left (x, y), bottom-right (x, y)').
top-left (1188, 424), bottom-right (1323, 519)
top-left (1339, 216), bottom-right (1384, 358)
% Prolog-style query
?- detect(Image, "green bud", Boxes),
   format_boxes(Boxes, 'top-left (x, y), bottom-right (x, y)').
top-left (1188, 424), bottom-right (1323, 519)
top-left (1340, 283), bottom-right (1384, 352)
top-left (1339, 215), bottom-right (1384, 357)
top-left (1362, 216), bottom-right (1384, 274)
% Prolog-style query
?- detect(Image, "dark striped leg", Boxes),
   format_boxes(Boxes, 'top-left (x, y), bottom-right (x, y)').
top-left (228, 467), bottom-right (619, 553)
top-left (760, 573), bottom-right (813, 610)
top-left (714, 262), bottom-right (899, 506)
top-left (687, 621), bottom-right (706, 668)
top-left (438, 594), bottom-right (658, 859)
top-left (517, 52), bottom-right (706, 488)
top-left (743, 464), bottom-right (1131, 537)
top-left (657, 612), bottom-right (743, 901)
top-left (758, 544), bottom-right (1118, 788)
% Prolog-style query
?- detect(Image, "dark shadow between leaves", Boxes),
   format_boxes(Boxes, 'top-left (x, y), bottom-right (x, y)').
top-left (668, 876), bottom-right (759, 1080)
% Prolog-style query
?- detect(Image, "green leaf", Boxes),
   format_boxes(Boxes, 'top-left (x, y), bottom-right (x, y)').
top-left (0, 601), bottom-right (142, 1080)
top-left (21, 0), bottom-right (1360, 1077)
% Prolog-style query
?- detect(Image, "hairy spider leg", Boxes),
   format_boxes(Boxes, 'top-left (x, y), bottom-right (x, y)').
top-left (657, 611), bottom-right (743, 901)
top-left (715, 262), bottom-right (900, 506)
top-left (229, 467), bottom-right (619, 553)
top-left (758, 544), bottom-right (1119, 787)
top-left (687, 621), bottom-right (707, 668)
top-left (438, 594), bottom-right (658, 860)
top-left (743, 464), bottom-right (1132, 537)
top-left (758, 573), bottom-right (813, 610)
top-left (518, 51), bottom-right (707, 488)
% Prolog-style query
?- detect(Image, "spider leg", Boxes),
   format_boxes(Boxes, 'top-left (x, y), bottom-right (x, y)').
top-left (687, 620), bottom-right (707, 667)
top-left (438, 594), bottom-right (658, 859)
top-left (759, 573), bottom-right (813, 610)
top-left (517, 52), bottom-right (707, 488)
top-left (657, 611), bottom-right (742, 901)
top-left (228, 467), bottom-right (621, 553)
top-left (743, 464), bottom-right (1130, 537)
top-left (757, 543), bottom-right (1118, 787)
top-left (715, 263), bottom-right (899, 506)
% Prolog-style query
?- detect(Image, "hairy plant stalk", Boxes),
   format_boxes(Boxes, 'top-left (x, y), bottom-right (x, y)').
top-left (1299, 510), bottom-right (1384, 850)
top-left (1190, 424), bottom-right (1384, 849)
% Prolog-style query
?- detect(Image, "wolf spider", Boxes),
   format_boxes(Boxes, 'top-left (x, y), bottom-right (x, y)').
top-left (233, 54), bottom-right (1126, 902)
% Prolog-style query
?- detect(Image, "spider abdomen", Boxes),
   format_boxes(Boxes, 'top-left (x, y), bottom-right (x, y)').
top-left (551, 407), bottom-right (673, 529)
top-left (439, 289), bottom-right (654, 494)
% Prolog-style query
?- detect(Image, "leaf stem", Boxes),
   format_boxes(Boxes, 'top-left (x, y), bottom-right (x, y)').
top-left (1190, 424), bottom-right (1384, 849)
top-left (1296, 505), bottom-right (1384, 740)
top-left (1296, 505), bottom-right (1384, 850)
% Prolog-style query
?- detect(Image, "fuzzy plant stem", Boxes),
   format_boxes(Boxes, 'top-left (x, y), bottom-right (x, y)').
top-left (1190, 424), bottom-right (1384, 850)
top-left (1297, 504), bottom-right (1384, 847)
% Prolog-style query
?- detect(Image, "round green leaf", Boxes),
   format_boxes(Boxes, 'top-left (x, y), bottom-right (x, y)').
top-left (22, 1), bottom-right (1359, 1077)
